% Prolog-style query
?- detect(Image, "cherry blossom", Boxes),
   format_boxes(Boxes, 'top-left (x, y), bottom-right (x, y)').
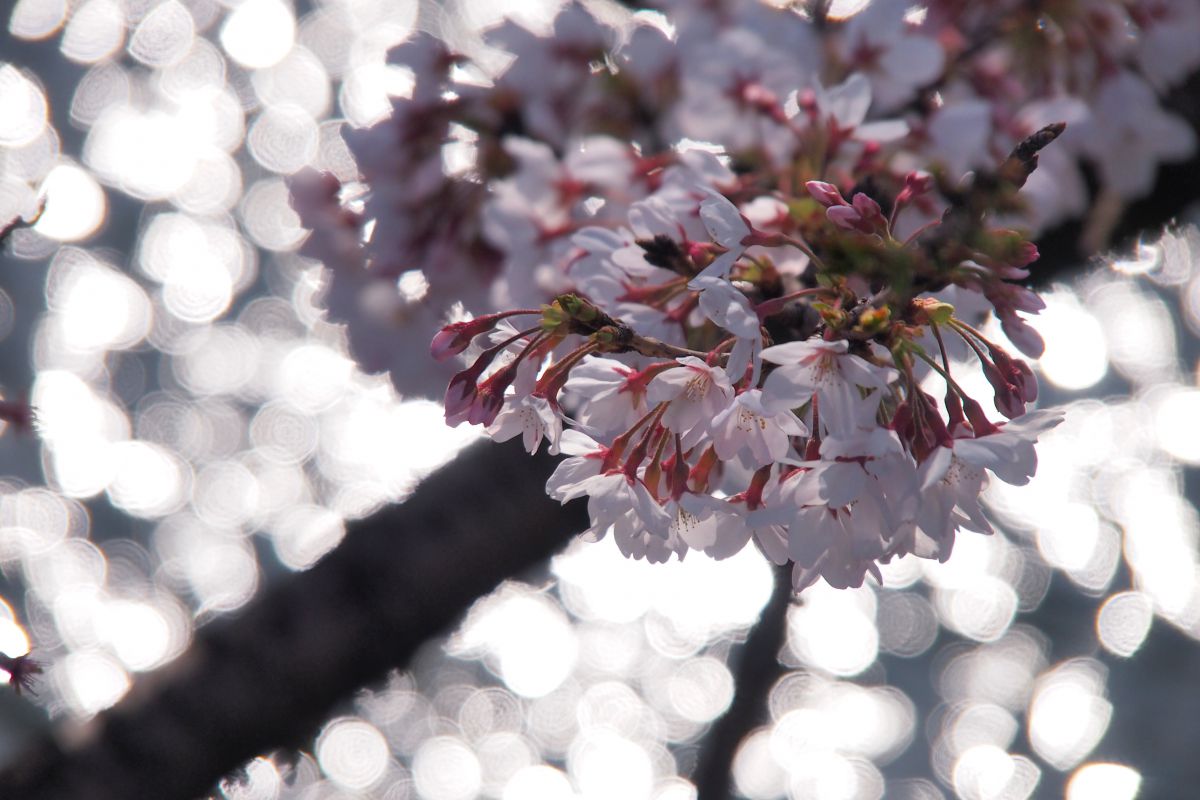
top-left (710, 390), bottom-right (808, 467)
top-left (283, 0), bottom-right (1199, 589)
top-left (646, 358), bottom-right (735, 437)
top-left (761, 340), bottom-right (897, 438)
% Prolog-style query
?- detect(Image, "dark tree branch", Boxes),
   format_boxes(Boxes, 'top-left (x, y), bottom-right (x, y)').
top-left (694, 561), bottom-right (793, 800)
top-left (0, 440), bottom-right (587, 800)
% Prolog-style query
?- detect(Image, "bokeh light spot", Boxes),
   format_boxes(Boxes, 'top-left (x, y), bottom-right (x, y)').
top-left (1096, 592), bottom-right (1153, 658)
top-left (1028, 660), bottom-right (1112, 771)
top-left (269, 505), bottom-right (345, 571)
top-left (569, 730), bottom-right (654, 800)
top-left (502, 765), bottom-right (574, 800)
top-left (317, 717), bottom-right (390, 791)
top-left (128, 0), bottom-right (195, 68)
top-left (60, 0), bottom-right (125, 63)
top-left (59, 650), bottom-right (130, 716)
top-left (1151, 387), bottom-right (1200, 464)
top-left (1066, 763), bottom-right (1142, 800)
top-left (107, 441), bottom-right (188, 518)
top-left (412, 736), bottom-right (482, 800)
top-left (0, 65), bottom-right (48, 147)
top-left (220, 0), bottom-right (295, 69)
top-left (9, 0), bottom-right (68, 40)
top-left (1035, 290), bottom-right (1108, 391)
top-left (33, 163), bottom-right (106, 241)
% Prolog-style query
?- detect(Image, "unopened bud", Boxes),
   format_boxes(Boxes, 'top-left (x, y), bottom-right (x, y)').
top-left (857, 306), bottom-right (891, 335)
top-left (912, 298), bottom-right (955, 326)
top-left (806, 181), bottom-right (848, 208)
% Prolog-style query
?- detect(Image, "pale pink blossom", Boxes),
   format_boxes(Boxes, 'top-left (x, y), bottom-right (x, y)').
top-left (694, 192), bottom-right (753, 281)
top-left (710, 390), bottom-right (808, 467)
top-left (761, 340), bottom-right (897, 437)
top-left (563, 356), bottom-right (652, 437)
top-left (646, 357), bottom-right (735, 435)
top-left (487, 395), bottom-right (564, 455)
top-left (953, 409), bottom-right (1064, 486)
top-left (688, 275), bottom-right (763, 384)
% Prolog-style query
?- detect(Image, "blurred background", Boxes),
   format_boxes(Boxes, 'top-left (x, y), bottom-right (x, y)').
top-left (2, 1), bottom-right (1200, 799)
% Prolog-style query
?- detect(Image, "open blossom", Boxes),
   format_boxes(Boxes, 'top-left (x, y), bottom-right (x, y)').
top-left (573, 471), bottom-right (671, 549)
top-left (423, 104), bottom-right (1071, 584)
top-left (951, 409), bottom-right (1063, 487)
top-left (908, 447), bottom-right (993, 562)
top-left (488, 394), bottom-right (564, 455)
top-left (710, 390), bottom-right (808, 467)
top-left (694, 193), bottom-right (753, 281)
top-left (761, 340), bottom-right (897, 437)
top-left (688, 275), bottom-right (763, 385)
top-left (646, 358), bottom-right (735, 436)
top-left (563, 356), bottom-right (653, 437)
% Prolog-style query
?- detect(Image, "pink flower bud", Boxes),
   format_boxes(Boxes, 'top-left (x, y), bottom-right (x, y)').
top-left (980, 358), bottom-right (1025, 419)
top-left (468, 361), bottom-right (521, 427)
top-left (1000, 313), bottom-right (1045, 359)
top-left (740, 83), bottom-right (787, 123)
top-left (907, 170), bottom-right (933, 194)
top-left (827, 204), bottom-right (866, 232)
top-left (987, 344), bottom-right (1038, 404)
top-left (944, 390), bottom-right (968, 435)
top-left (961, 397), bottom-right (1001, 436)
top-left (445, 368), bottom-right (482, 420)
top-left (895, 171), bottom-right (933, 207)
top-left (431, 324), bottom-right (476, 361)
top-left (431, 312), bottom-right (516, 361)
top-left (444, 341), bottom-right (512, 423)
top-left (851, 192), bottom-right (884, 225)
top-left (469, 389), bottom-right (506, 427)
top-left (1013, 241), bottom-right (1039, 268)
top-left (806, 181), bottom-right (848, 208)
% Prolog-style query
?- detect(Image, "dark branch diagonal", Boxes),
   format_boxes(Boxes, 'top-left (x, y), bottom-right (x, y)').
top-left (0, 440), bottom-right (588, 800)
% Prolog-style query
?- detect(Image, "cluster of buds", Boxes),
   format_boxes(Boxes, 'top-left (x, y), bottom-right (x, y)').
top-left (433, 121), bottom-right (1065, 590)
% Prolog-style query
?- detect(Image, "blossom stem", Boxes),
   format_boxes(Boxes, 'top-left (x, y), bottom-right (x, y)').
top-left (603, 401), bottom-right (668, 472)
top-left (688, 445), bottom-right (720, 493)
top-left (534, 340), bottom-right (602, 399)
top-left (902, 218), bottom-right (942, 247)
top-left (642, 424), bottom-right (673, 498)
top-left (930, 321), bottom-right (954, 378)
top-left (781, 234), bottom-right (827, 271)
top-left (492, 324), bottom-right (545, 353)
top-left (627, 335), bottom-right (720, 362)
top-left (754, 287), bottom-right (831, 319)
top-left (622, 404), bottom-right (668, 478)
top-left (948, 319), bottom-right (999, 371)
top-left (913, 348), bottom-right (972, 400)
top-left (947, 317), bottom-right (993, 348)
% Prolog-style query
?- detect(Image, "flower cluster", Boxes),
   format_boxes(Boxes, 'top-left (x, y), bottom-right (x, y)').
top-left (293, 0), bottom-right (1199, 399)
top-left (429, 121), bottom-right (1063, 588)
top-left (289, 0), bottom-right (1200, 588)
